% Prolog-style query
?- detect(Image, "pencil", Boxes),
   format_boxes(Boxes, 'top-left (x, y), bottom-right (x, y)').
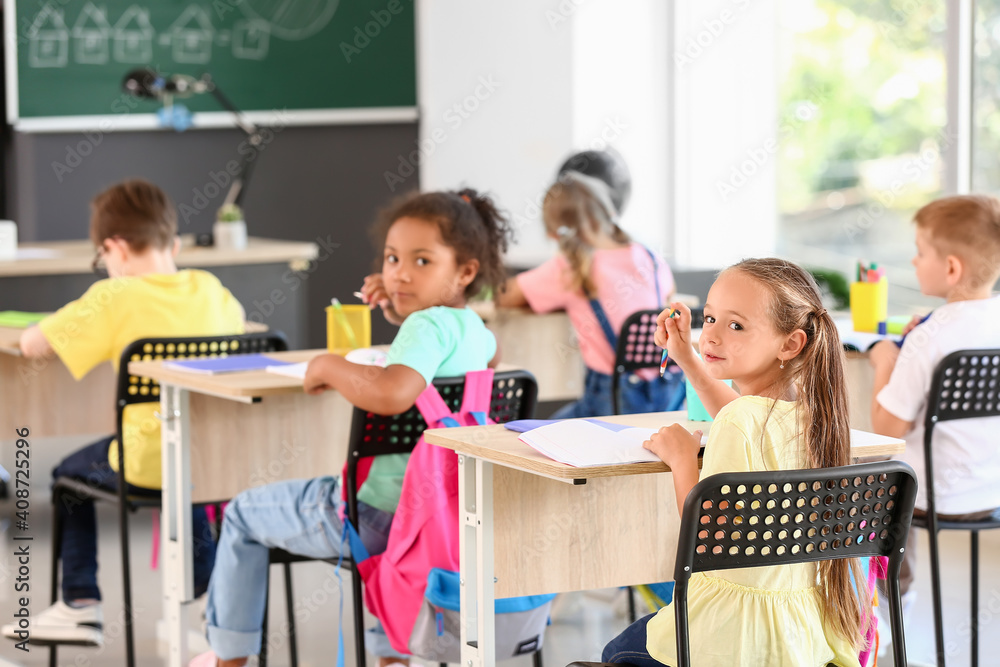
top-left (659, 309), bottom-right (678, 377)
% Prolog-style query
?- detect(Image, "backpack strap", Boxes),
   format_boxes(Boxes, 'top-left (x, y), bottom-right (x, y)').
top-left (642, 245), bottom-right (663, 306)
top-left (459, 369), bottom-right (495, 426)
top-left (415, 381), bottom-right (460, 428)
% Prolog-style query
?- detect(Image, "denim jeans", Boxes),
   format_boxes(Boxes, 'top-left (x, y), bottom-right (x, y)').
top-left (603, 612), bottom-right (669, 667)
top-left (51, 436), bottom-right (215, 601)
top-left (205, 476), bottom-right (397, 660)
top-left (551, 368), bottom-right (686, 419)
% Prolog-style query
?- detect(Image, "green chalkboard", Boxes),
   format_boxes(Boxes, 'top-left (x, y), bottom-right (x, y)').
top-left (9, 0), bottom-right (416, 124)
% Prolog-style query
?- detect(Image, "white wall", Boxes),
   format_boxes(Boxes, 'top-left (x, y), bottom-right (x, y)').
top-left (672, 0), bottom-right (779, 269)
top-left (417, 0), bottom-right (780, 270)
top-left (416, 1), bottom-right (573, 266)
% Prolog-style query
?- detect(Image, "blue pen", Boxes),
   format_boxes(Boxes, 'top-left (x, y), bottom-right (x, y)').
top-left (659, 309), bottom-right (678, 377)
top-left (894, 312), bottom-right (932, 348)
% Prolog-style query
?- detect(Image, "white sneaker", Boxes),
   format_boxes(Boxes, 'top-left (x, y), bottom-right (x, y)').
top-left (1, 601), bottom-right (103, 646)
top-left (875, 590), bottom-right (916, 665)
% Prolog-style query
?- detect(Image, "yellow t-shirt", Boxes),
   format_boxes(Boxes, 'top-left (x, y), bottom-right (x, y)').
top-left (39, 269), bottom-right (244, 489)
top-left (645, 395), bottom-right (862, 667)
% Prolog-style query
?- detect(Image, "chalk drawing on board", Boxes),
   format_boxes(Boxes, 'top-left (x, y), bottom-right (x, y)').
top-left (73, 4), bottom-right (112, 65)
top-left (27, 5), bottom-right (69, 68)
top-left (233, 20), bottom-right (269, 60)
top-left (114, 6), bottom-right (153, 63)
top-left (169, 5), bottom-right (214, 64)
top-left (238, 0), bottom-right (340, 41)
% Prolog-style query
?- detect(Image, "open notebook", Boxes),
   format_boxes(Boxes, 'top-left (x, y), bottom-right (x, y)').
top-left (518, 419), bottom-right (708, 468)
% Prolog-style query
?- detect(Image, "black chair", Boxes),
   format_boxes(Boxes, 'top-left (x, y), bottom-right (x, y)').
top-left (910, 349), bottom-right (1000, 667)
top-left (568, 460), bottom-right (917, 667)
top-left (611, 308), bottom-right (703, 622)
top-left (261, 370), bottom-right (541, 667)
top-left (48, 332), bottom-right (288, 667)
top-left (610, 308), bottom-right (703, 416)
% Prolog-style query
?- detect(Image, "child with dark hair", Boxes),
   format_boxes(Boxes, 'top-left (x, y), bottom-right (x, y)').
top-left (191, 188), bottom-right (513, 667)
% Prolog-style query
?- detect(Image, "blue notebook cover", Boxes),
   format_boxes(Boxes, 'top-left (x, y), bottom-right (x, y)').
top-left (163, 354), bottom-right (290, 375)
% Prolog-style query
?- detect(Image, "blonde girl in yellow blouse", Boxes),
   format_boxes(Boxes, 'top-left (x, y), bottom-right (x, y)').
top-left (602, 258), bottom-right (870, 667)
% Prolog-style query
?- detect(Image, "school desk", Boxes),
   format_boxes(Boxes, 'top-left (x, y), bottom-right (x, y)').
top-left (475, 305), bottom-right (882, 429)
top-left (127, 349), bottom-right (340, 666)
top-left (0, 325), bottom-right (115, 439)
top-left (422, 414), bottom-right (905, 667)
top-left (0, 236), bottom-right (319, 348)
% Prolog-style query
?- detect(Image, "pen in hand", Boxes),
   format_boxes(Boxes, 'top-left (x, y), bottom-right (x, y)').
top-left (659, 308), bottom-right (678, 377)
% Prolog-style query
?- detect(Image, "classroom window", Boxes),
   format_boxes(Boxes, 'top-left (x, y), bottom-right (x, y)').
top-left (776, 0), bottom-right (946, 310)
top-left (973, 0), bottom-right (1000, 193)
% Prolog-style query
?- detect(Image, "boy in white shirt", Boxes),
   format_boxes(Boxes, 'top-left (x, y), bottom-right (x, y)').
top-left (869, 194), bottom-right (1000, 653)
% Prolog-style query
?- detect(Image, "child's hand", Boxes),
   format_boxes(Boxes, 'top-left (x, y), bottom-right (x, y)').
top-left (655, 302), bottom-right (697, 365)
top-left (303, 354), bottom-right (334, 395)
top-left (360, 273), bottom-right (403, 326)
top-left (902, 314), bottom-right (925, 336)
top-left (643, 424), bottom-right (703, 470)
top-left (868, 340), bottom-right (900, 371)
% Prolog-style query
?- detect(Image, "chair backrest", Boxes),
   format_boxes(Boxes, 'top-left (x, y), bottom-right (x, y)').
top-left (610, 307), bottom-right (704, 414)
top-left (613, 307), bottom-right (706, 375)
top-left (924, 349), bottom-right (1000, 431)
top-left (344, 369), bottom-right (538, 525)
top-left (920, 348), bottom-right (1000, 526)
top-left (672, 460), bottom-right (917, 666)
top-left (115, 332), bottom-right (289, 437)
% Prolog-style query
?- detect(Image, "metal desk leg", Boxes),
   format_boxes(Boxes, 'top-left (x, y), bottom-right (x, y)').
top-left (160, 384), bottom-right (193, 667)
top-left (459, 455), bottom-right (496, 667)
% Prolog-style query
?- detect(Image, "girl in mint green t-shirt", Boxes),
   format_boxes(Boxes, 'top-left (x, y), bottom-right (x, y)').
top-left (195, 189), bottom-right (514, 667)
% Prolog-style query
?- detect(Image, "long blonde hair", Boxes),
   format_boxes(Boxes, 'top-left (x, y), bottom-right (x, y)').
top-left (728, 258), bottom-right (871, 650)
top-left (542, 172), bottom-right (631, 296)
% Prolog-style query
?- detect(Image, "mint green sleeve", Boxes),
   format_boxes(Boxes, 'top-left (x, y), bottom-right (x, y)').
top-left (386, 309), bottom-right (453, 385)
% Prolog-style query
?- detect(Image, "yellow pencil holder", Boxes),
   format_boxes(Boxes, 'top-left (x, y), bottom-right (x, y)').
top-left (850, 279), bottom-right (888, 333)
top-left (326, 305), bottom-right (371, 354)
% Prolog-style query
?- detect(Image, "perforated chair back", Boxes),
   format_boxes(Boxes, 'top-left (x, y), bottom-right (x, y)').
top-left (342, 369), bottom-right (537, 667)
top-left (345, 369), bottom-right (538, 516)
top-left (610, 308), bottom-right (703, 415)
top-left (673, 461), bottom-right (917, 667)
top-left (918, 349), bottom-right (1000, 665)
top-left (116, 332), bottom-right (288, 420)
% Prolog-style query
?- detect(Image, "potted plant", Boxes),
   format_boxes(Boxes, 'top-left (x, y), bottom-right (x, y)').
top-left (213, 203), bottom-right (248, 250)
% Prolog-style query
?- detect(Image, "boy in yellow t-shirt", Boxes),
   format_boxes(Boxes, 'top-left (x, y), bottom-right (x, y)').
top-left (2, 180), bottom-right (244, 648)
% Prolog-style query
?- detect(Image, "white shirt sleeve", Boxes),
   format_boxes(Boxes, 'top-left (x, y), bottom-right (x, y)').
top-left (876, 337), bottom-right (937, 422)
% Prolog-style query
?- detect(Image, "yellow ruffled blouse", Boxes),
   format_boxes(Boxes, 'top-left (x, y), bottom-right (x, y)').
top-left (645, 396), bottom-right (862, 667)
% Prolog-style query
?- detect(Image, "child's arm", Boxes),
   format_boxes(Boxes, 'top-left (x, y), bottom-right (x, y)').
top-left (497, 276), bottom-right (529, 308)
top-left (656, 303), bottom-right (739, 417)
top-left (304, 354), bottom-right (427, 415)
top-left (643, 424), bottom-right (704, 518)
top-left (869, 340), bottom-right (914, 438)
top-left (19, 325), bottom-right (54, 358)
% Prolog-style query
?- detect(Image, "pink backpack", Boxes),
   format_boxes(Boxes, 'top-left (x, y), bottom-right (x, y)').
top-left (356, 369), bottom-right (494, 654)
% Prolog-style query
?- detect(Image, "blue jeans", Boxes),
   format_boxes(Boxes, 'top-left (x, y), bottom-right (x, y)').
top-left (551, 368), bottom-right (686, 419)
top-left (205, 476), bottom-right (398, 660)
top-left (603, 613), bottom-right (669, 667)
top-left (51, 436), bottom-right (215, 602)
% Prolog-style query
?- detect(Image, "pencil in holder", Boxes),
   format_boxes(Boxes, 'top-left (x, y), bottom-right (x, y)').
top-left (849, 278), bottom-right (888, 333)
top-left (326, 304), bottom-right (371, 354)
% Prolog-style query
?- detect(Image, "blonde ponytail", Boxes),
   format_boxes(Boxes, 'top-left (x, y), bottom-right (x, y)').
top-left (730, 258), bottom-right (872, 651)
